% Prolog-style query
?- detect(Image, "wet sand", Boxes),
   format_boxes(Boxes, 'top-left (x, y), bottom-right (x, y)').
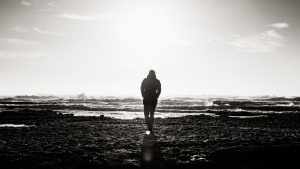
top-left (0, 109), bottom-right (300, 169)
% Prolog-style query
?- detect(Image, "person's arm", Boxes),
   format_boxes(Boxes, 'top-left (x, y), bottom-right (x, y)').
top-left (141, 79), bottom-right (145, 97)
top-left (156, 80), bottom-right (161, 98)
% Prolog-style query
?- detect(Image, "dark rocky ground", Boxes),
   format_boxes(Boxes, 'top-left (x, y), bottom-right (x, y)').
top-left (0, 109), bottom-right (300, 169)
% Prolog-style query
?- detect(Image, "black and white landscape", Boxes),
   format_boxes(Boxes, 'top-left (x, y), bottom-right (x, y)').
top-left (1, 0), bottom-right (300, 168)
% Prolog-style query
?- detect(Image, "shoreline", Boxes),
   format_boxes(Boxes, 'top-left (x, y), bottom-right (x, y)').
top-left (0, 109), bottom-right (300, 168)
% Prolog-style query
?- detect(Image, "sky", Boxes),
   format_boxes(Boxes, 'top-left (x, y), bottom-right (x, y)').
top-left (0, 0), bottom-right (300, 97)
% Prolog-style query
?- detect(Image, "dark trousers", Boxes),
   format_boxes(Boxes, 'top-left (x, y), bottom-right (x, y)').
top-left (143, 98), bottom-right (157, 131)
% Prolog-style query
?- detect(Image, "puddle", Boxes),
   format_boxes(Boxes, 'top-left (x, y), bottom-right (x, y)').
top-left (229, 115), bottom-right (267, 118)
top-left (0, 124), bottom-right (34, 127)
top-left (57, 110), bottom-right (217, 119)
top-left (190, 154), bottom-right (208, 162)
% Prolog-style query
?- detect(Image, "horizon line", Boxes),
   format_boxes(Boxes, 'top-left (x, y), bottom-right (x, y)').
top-left (0, 94), bottom-right (299, 98)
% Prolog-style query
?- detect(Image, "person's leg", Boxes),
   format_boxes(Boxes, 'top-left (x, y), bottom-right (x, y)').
top-left (149, 99), bottom-right (157, 132)
top-left (144, 104), bottom-right (151, 130)
top-left (149, 106), bottom-right (155, 131)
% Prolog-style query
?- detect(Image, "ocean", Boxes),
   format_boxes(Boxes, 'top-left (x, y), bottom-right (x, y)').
top-left (0, 95), bottom-right (300, 119)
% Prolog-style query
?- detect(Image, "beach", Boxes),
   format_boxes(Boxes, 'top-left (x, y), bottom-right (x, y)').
top-left (1, 108), bottom-right (300, 169)
top-left (2, 1), bottom-right (300, 168)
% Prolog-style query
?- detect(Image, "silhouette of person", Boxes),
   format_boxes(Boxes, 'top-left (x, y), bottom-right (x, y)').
top-left (141, 70), bottom-right (161, 133)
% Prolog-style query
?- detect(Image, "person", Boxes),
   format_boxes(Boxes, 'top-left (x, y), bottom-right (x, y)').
top-left (141, 70), bottom-right (161, 133)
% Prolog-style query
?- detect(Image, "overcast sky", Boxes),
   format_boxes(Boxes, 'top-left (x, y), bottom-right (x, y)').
top-left (0, 0), bottom-right (300, 97)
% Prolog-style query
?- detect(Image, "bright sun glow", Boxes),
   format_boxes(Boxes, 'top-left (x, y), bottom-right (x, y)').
top-left (116, 8), bottom-right (177, 67)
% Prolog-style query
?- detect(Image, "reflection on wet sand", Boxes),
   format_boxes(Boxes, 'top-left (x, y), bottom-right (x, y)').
top-left (0, 124), bottom-right (34, 127)
top-left (141, 133), bottom-right (163, 168)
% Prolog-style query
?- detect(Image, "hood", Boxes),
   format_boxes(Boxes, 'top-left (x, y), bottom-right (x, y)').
top-left (147, 74), bottom-right (156, 79)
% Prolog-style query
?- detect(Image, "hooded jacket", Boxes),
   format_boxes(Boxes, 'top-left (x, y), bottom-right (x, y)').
top-left (141, 74), bottom-right (161, 99)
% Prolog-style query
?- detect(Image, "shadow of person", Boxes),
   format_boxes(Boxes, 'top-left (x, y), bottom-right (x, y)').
top-left (141, 132), bottom-right (164, 168)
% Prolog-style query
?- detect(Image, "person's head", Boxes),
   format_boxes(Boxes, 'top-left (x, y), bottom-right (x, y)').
top-left (149, 70), bottom-right (155, 76)
top-left (147, 70), bottom-right (156, 79)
